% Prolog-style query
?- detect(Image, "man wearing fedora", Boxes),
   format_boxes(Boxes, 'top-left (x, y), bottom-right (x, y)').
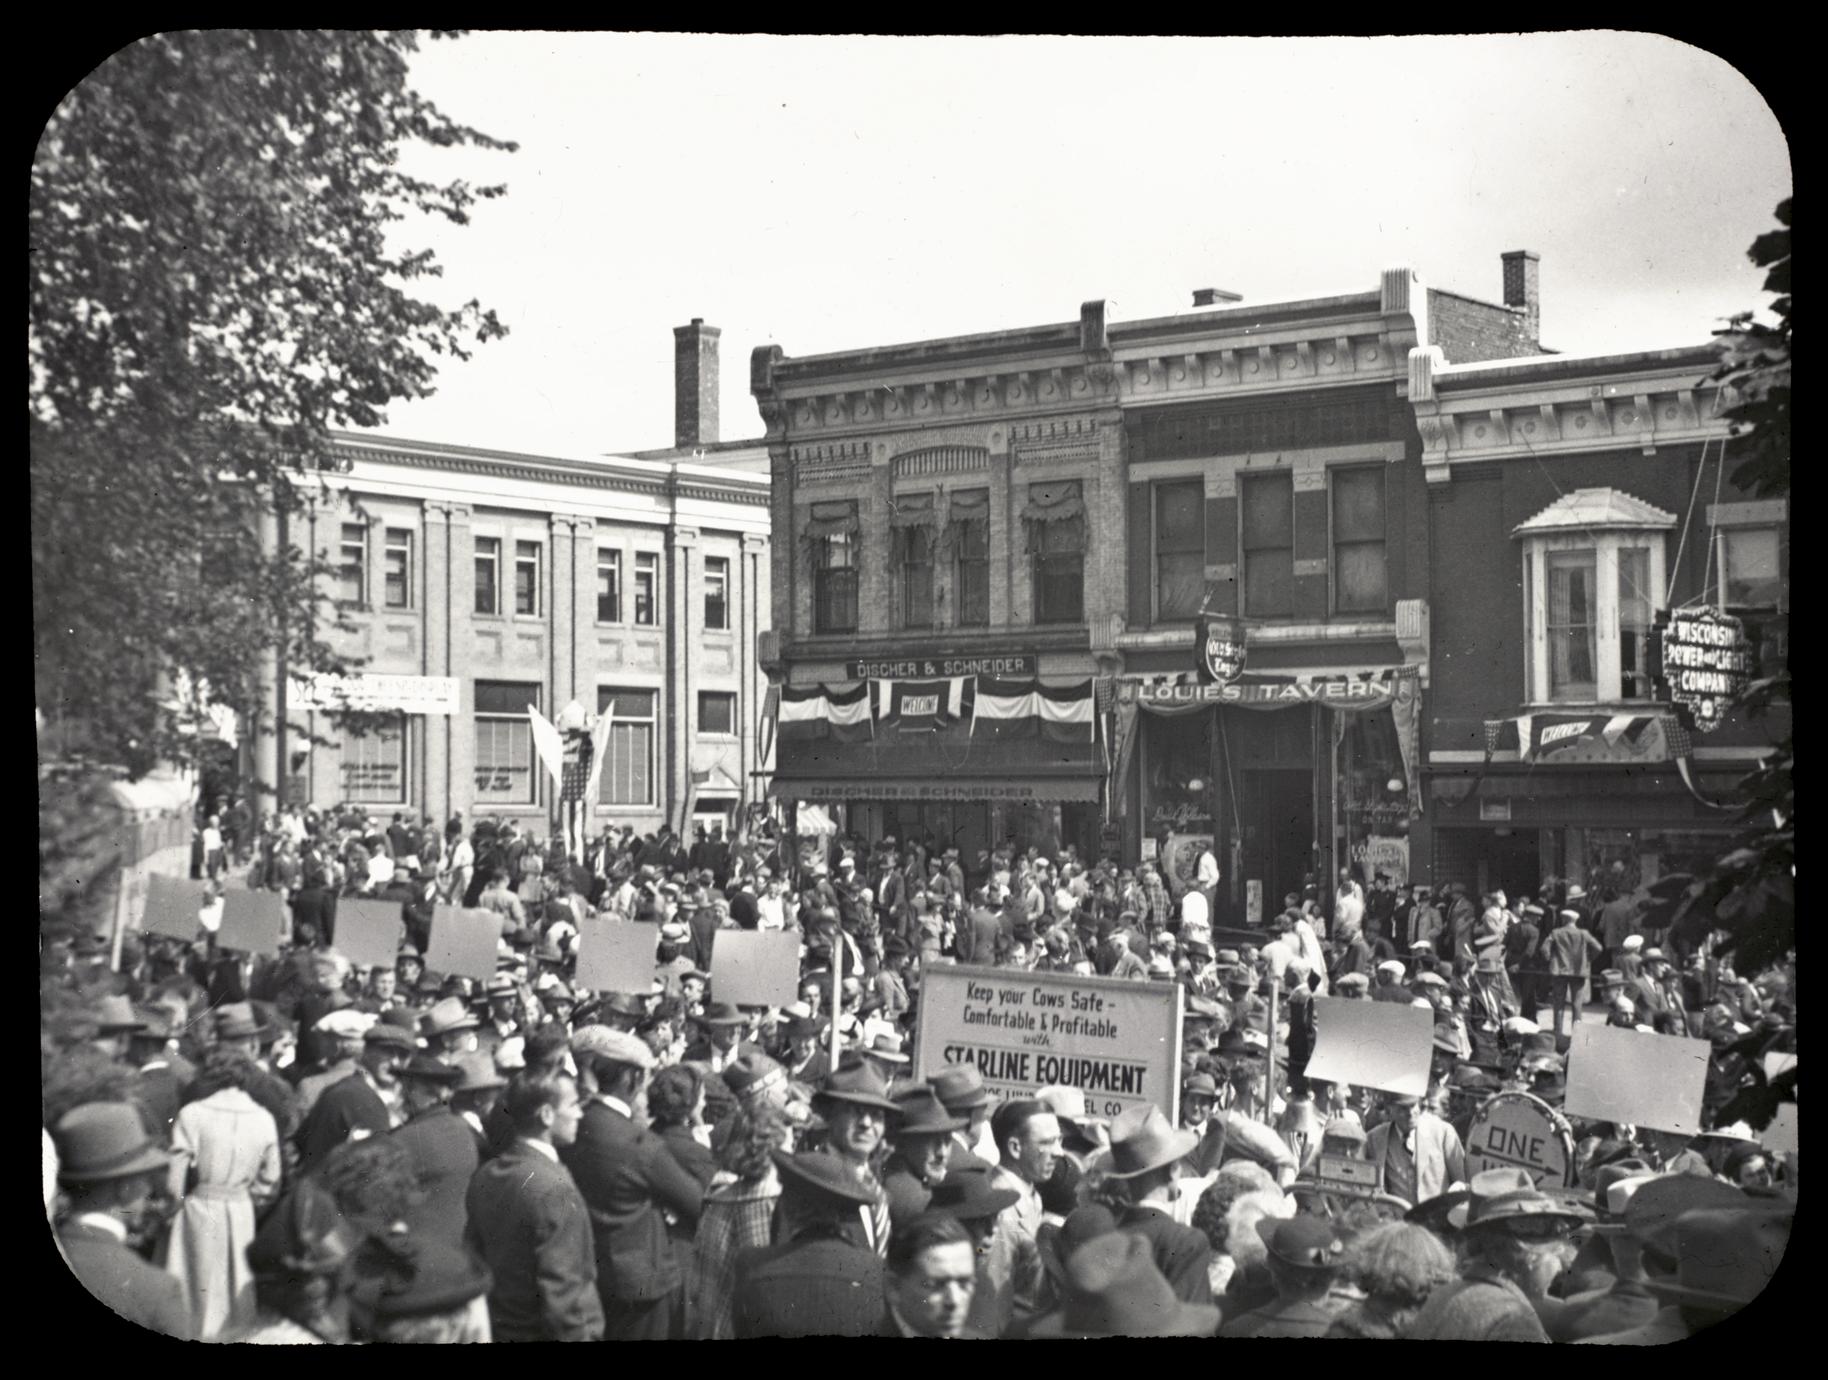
top-left (1405, 1167), bottom-right (1590, 1340)
top-left (1104, 1104), bottom-right (1217, 1306)
top-left (812, 1060), bottom-right (900, 1258)
top-left (1546, 905), bottom-right (1605, 1037)
top-left (732, 1149), bottom-right (887, 1338)
top-left (930, 1063), bottom-right (999, 1168)
top-left (51, 1102), bottom-right (195, 1340)
top-left (882, 1084), bottom-right (969, 1232)
top-left (1361, 1091), bottom-right (1467, 1208)
top-left (296, 1019), bottom-right (416, 1175)
top-left (449, 1050), bottom-right (509, 1158)
top-left (563, 1026), bottom-right (703, 1340)
top-left (1028, 1225), bottom-right (1221, 1338)
top-left (1546, 1164), bottom-right (1663, 1341)
top-left (390, 1053), bottom-right (476, 1251)
top-left (682, 1001), bottom-right (761, 1075)
top-left (925, 1165), bottom-right (1022, 1335)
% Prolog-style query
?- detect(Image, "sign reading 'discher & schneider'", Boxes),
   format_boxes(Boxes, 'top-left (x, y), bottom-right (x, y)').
top-left (915, 965), bottom-right (1183, 1123)
top-left (847, 654), bottom-right (1036, 680)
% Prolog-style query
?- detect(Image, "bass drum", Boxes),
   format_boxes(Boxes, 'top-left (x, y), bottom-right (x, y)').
top-left (1462, 1091), bottom-right (1577, 1189)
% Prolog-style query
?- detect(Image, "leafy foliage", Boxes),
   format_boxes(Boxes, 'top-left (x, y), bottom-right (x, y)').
top-left (31, 31), bottom-right (514, 781)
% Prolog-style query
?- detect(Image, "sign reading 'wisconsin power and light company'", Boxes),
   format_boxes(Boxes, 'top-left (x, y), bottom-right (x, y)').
top-left (916, 965), bottom-right (1183, 1122)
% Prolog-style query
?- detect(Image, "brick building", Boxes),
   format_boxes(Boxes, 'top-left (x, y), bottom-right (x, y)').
top-left (1409, 344), bottom-right (1787, 901)
top-left (249, 326), bottom-right (772, 839)
top-left (752, 258), bottom-right (1561, 902)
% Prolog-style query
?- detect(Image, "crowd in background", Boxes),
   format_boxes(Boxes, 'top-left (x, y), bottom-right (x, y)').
top-left (40, 800), bottom-right (1795, 1341)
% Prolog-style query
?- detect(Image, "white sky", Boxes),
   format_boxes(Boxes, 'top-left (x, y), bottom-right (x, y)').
top-left (375, 32), bottom-right (1790, 457)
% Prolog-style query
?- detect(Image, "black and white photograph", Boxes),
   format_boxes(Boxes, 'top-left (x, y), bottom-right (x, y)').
top-left (33, 30), bottom-right (1792, 1343)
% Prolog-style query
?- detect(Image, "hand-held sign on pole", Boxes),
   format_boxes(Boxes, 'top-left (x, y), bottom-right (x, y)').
top-left (427, 907), bottom-right (503, 982)
top-left (141, 874), bottom-right (209, 942)
top-left (1563, 1023), bottom-right (1709, 1135)
top-left (1303, 997), bottom-right (1434, 1098)
top-left (575, 919), bottom-right (661, 995)
top-left (217, 891), bottom-right (286, 956)
top-left (333, 900), bottom-right (408, 972)
top-left (707, 931), bottom-right (801, 1009)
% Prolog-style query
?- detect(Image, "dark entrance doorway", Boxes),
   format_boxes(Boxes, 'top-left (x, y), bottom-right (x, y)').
top-left (1242, 769), bottom-right (1314, 914)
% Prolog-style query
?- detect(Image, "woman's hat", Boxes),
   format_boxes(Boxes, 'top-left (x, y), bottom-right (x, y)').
top-left (771, 1148), bottom-right (879, 1207)
top-left (1448, 1167), bottom-right (1593, 1233)
top-left (891, 1085), bottom-right (968, 1135)
top-left (928, 1167), bottom-right (1020, 1222)
top-left (1102, 1104), bottom-right (1199, 1180)
top-left (349, 1235), bottom-right (494, 1321)
top-left (53, 1102), bottom-right (175, 1183)
top-left (1256, 1214), bottom-right (1346, 1270)
top-left (722, 1052), bottom-right (788, 1102)
top-left (1027, 1232), bottom-right (1221, 1338)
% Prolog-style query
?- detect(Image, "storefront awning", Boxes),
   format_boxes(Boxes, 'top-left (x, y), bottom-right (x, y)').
top-left (769, 777), bottom-right (1100, 803)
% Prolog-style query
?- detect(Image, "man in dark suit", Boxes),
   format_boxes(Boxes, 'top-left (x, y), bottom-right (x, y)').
top-left (729, 875), bottom-right (761, 930)
top-left (465, 1068), bottom-right (604, 1341)
top-left (1102, 1105), bottom-right (1215, 1306)
top-left (882, 1086), bottom-right (970, 1232)
top-left (733, 1148), bottom-right (886, 1338)
top-left (781, 1012), bottom-right (832, 1086)
top-left (51, 1103), bottom-right (195, 1340)
top-left (955, 891), bottom-right (1003, 966)
top-left (390, 1054), bottom-right (477, 1250)
top-left (882, 1212), bottom-right (984, 1337)
top-left (563, 1028), bottom-right (704, 1340)
top-left (296, 1021), bottom-right (414, 1174)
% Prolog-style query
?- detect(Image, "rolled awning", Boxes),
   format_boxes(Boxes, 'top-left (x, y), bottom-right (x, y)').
top-left (768, 777), bottom-right (1099, 803)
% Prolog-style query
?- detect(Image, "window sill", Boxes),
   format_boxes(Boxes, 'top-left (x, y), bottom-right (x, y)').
top-left (697, 733), bottom-right (740, 742)
top-left (1520, 701), bottom-right (1664, 713)
top-left (473, 611), bottom-right (507, 623)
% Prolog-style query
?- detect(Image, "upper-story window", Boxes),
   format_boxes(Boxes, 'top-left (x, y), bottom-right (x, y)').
top-left (514, 540), bottom-right (542, 616)
top-left (338, 523), bottom-right (368, 606)
top-left (704, 556), bottom-right (730, 630)
top-left (950, 488), bottom-right (990, 628)
top-left (634, 552), bottom-right (659, 626)
top-left (891, 492), bottom-right (936, 630)
top-left (1516, 489), bottom-right (1672, 705)
top-left (596, 548), bottom-right (621, 623)
top-left (1331, 466), bottom-right (1387, 614)
top-left (383, 528), bottom-right (413, 609)
top-left (1241, 472), bottom-right (1294, 618)
top-left (806, 500), bottom-right (859, 635)
top-left (1025, 480), bottom-right (1085, 625)
top-left (1153, 480), bottom-right (1205, 622)
top-left (474, 537), bottom-right (500, 615)
top-left (1712, 501), bottom-right (1789, 672)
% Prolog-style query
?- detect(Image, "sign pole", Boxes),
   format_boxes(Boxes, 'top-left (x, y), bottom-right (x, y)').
top-left (831, 931), bottom-right (844, 1073)
top-left (1264, 972), bottom-right (1279, 1126)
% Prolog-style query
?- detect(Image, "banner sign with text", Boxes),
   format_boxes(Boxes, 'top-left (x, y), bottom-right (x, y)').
top-left (296, 673), bottom-right (458, 715)
top-left (1127, 671), bottom-right (1403, 715)
top-left (848, 654), bottom-right (1035, 680)
top-left (1653, 607), bottom-right (1754, 733)
top-left (915, 964), bottom-right (1183, 1123)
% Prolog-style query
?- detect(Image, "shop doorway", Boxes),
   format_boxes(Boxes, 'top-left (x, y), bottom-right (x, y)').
top-left (1433, 827), bottom-right (1542, 902)
top-left (1242, 769), bottom-right (1313, 913)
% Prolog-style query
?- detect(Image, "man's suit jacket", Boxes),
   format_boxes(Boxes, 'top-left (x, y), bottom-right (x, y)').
top-left (730, 889), bottom-right (760, 930)
top-left (58, 1221), bottom-right (195, 1340)
top-left (732, 1231), bottom-right (885, 1339)
top-left (1118, 1205), bottom-right (1215, 1305)
top-left (391, 1105), bottom-right (480, 1250)
top-left (465, 1140), bottom-right (605, 1341)
top-left (297, 1068), bottom-right (391, 1174)
top-left (560, 1100), bottom-right (704, 1305)
top-left (1362, 1113), bottom-right (1467, 1206)
top-left (881, 1158), bottom-right (935, 1233)
top-left (955, 907), bottom-right (1001, 965)
top-left (1545, 924), bottom-right (1603, 977)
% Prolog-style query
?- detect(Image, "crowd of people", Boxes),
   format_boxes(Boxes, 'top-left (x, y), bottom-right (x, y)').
top-left (40, 802), bottom-right (1796, 1341)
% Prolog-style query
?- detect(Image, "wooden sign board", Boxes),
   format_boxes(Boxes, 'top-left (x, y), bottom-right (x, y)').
top-left (1564, 1023), bottom-right (1709, 1135)
top-left (426, 907), bottom-right (502, 982)
top-left (708, 930), bottom-right (801, 1008)
top-left (915, 964), bottom-right (1183, 1124)
top-left (1304, 997), bottom-right (1434, 1098)
top-left (216, 890), bottom-right (286, 955)
top-left (575, 920), bottom-right (660, 995)
top-left (141, 874), bottom-right (208, 941)
top-left (333, 900), bottom-right (407, 972)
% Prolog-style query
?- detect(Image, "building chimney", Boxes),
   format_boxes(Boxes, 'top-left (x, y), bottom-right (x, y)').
top-left (1192, 287), bottom-right (1243, 308)
top-left (1500, 251), bottom-right (1540, 344)
top-left (673, 318), bottom-right (720, 448)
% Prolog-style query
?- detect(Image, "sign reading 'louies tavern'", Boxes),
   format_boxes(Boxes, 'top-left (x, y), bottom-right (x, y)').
top-left (1653, 607), bottom-right (1755, 733)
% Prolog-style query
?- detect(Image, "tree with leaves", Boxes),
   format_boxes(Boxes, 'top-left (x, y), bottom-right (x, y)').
top-left (31, 31), bottom-right (515, 786)
top-left (1643, 198), bottom-right (1793, 1130)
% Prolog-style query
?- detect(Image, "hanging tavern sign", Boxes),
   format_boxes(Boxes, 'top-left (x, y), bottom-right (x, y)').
top-left (1195, 614), bottom-right (1246, 685)
top-left (1653, 607), bottom-right (1755, 733)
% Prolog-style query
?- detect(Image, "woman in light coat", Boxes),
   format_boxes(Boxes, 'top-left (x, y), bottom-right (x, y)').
top-left (166, 1046), bottom-right (283, 1339)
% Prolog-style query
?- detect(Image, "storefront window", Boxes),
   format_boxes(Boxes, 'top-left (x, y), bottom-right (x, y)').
top-left (1339, 707), bottom-right (1410, 883)
top-left (1144, 713), bottom-right (1213, 838)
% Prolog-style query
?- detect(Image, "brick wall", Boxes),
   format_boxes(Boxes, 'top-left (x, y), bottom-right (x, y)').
top-left (1428, 289), bottom-right (1539, 364)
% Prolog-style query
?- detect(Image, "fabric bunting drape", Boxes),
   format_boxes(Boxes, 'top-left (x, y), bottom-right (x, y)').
top-left (941, 487), bottom-right (989, 552)
top-left (800, 499), bottom-right (859, 546)
top-left (771, 676), bottom-right (1096, 743)
top-left (1022, 480), bottom-right (1085, 553)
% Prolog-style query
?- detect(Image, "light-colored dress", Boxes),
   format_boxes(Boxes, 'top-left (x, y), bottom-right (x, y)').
top-left (165, 1087), bottom-right (282, 1340)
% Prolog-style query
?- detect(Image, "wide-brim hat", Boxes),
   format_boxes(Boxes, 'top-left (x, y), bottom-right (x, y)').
top-left (1405, 1190), bottom-right (1472, 1234)
top-left (700, 1002), bottom-right (747, 1027)
top-left (1028, 1232), bottom-right (1222, 1339)
top-left (815, 1061), bottom-right (901, 1113)
top-left (214, 1001), bottom-right (276, 1042)
top-left (785, 1014), bottom-right (828, 1042)
top-left (450, 1052), bottom-right (507, 1095)
top-left (53, 1102), bottom-right (176, 1183)
top-left (362, 1023), bottom-right (418, 1053)
top-left (1640, 1205), bottom-right (1792, 1310)
top-left (928, 1167), bottom-right (1020, 1221)
top-left (1033, 1084), bottom-right (1109, 1131)
top-left (349, 1236), bottom-right (493, 1321)
top-left (1104, 1104), bottom-right (1200, 1179)
top-left (1256, 1214), bottom-right (1347, 1270)
top-left (772, 1148), bottom-right (878, 1207)
top-left (1037, 1204), bottom-right (1120, 1288)
top-left (863, 1034), bottom-right (909, 1065)
top-left (929, 1063), bottom-right (994, 1112)
top-left (397, 1053), bottom-right (464, 1085)
top-left (92, 995), bottom-right (147, 1034)
top-left (891, 1085), bottom-right (969, 1135)
top-left (1450, 1167), bottom-right (1593, 1232)
top-left (1618, 1175), bottom-right (1750, 1252)
top-left (422, 997), bottom-right (480, 1038)
top-left (1182, 1072), bottom-right (1219, 1100)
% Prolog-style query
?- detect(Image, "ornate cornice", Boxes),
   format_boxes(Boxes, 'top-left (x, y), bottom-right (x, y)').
top-left (1409, 347), bottom-right (1733, 483)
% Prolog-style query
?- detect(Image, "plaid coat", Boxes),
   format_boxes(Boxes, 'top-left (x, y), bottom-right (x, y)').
top-left (689, 1171), bottom-right (781, 1341)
